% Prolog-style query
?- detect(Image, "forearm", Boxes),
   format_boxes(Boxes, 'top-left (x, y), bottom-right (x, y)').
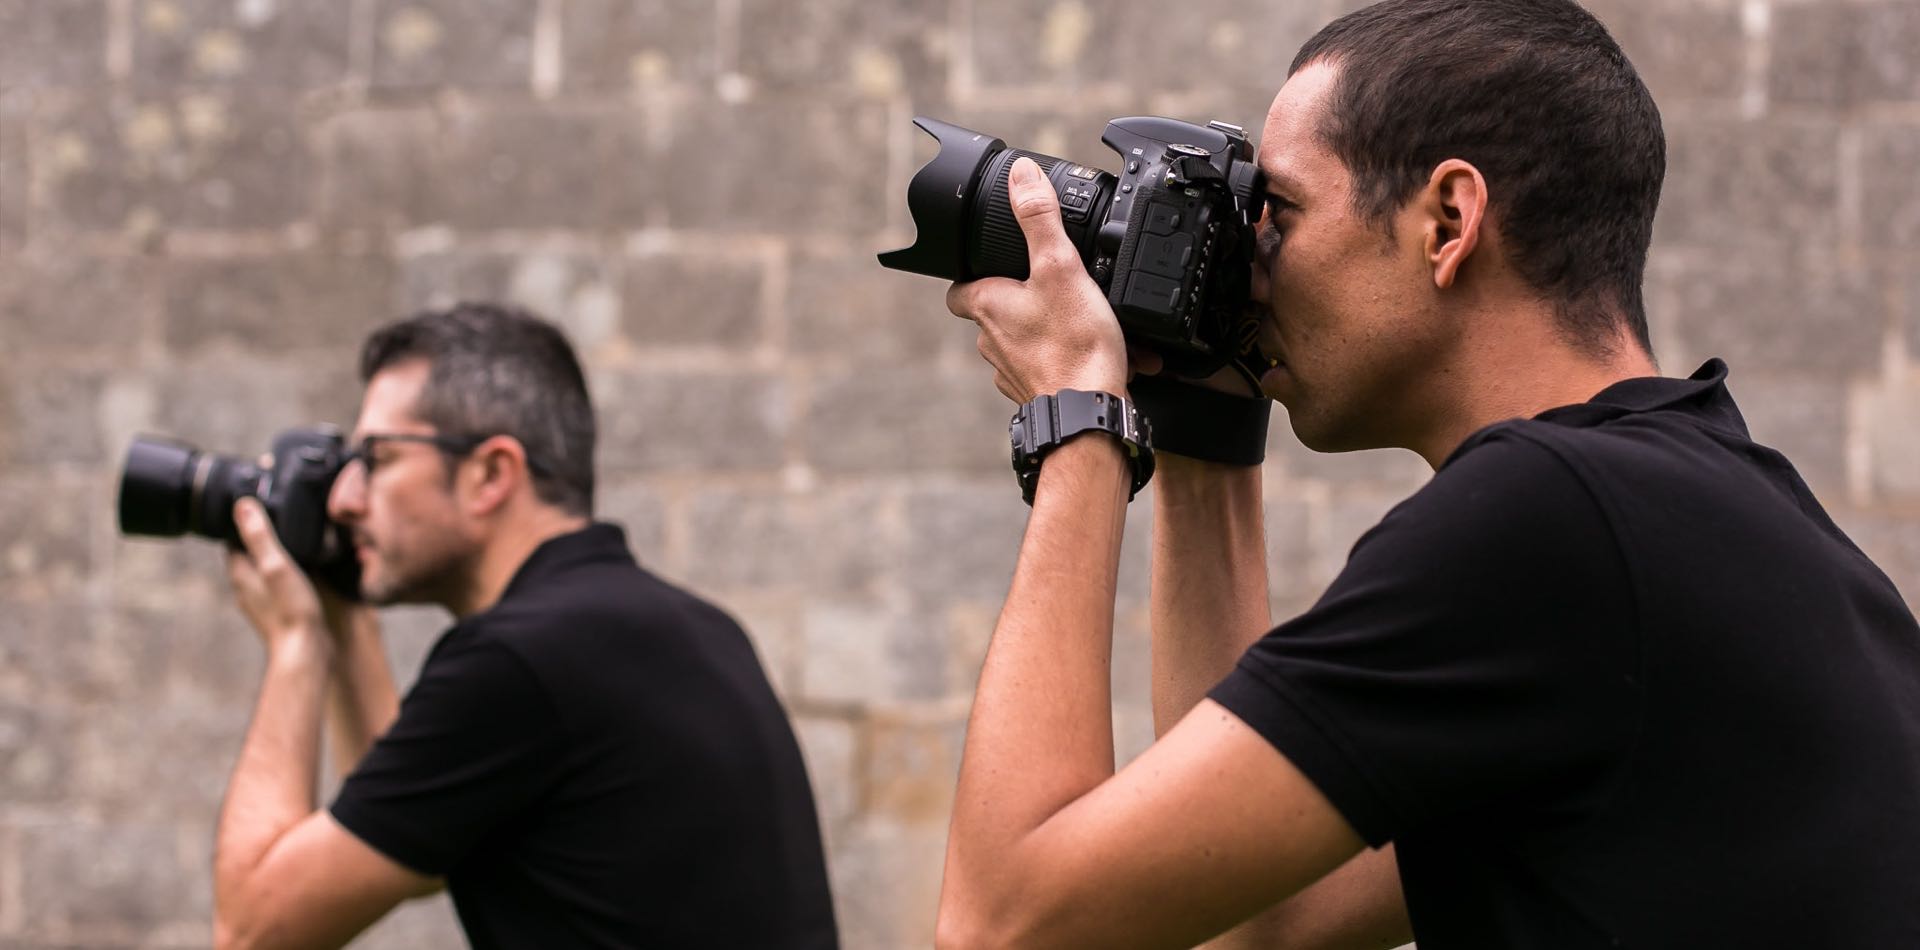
top-left (1150, 455), bottom-right (1270, 733)
top-left (325, 610), bottom-right (398, 775)
top-left (944, 437), bottom-right (1131, 918)
top-left (216, 634), bottom-right (331, 914)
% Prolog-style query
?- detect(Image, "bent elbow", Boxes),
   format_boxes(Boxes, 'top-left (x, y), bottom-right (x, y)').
top-left (935, 902), bottom-right (994, 950)
top-left (212, 915), bottom-right (255, 950)
top-left (937, 890), bottom-right (1051, 950)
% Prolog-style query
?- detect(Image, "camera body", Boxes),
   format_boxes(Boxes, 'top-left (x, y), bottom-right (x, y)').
top-left (880, 115), bottom-right (1268, 380)
top-left (118, 426), bottom-right (360, 597)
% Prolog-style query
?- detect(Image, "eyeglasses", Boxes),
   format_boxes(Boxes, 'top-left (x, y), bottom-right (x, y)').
top-left (344, 432), bottom-right (552, 478)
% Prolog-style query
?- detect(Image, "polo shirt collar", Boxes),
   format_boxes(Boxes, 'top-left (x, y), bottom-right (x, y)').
top-left (1532, 358), bottom-right (1745, 435)
top-left (498, 522), bottom-right (633, 603)
top-left (1583, 357), bottom-right (1730, 413)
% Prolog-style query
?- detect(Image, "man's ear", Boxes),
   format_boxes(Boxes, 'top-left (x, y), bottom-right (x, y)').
top-left (461, 436), bottom-right (529, 518)
top-left (1420, 159), bottom-right (1488, 290)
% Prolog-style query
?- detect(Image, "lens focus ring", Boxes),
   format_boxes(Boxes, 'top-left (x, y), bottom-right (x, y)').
top-left (970, 149), bottom-right (1059, 280)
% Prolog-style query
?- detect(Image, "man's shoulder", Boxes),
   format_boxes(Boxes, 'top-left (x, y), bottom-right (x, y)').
top-left (463, 558), bottom-right (746, 664)
top-left (1384, 423), bottom-right (1603, 538)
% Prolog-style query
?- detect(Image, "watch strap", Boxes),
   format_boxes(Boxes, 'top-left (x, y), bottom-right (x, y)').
top-left (1010, 389), bottom-right (1155, 505)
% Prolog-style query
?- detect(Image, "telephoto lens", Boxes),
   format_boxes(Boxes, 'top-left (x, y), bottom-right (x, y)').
top-left (115, 427), bottom-right (361, 597)
top-left (117, 436), bottom-right (263, 545)
top-left (877, 117), bottom-right (1117, 282)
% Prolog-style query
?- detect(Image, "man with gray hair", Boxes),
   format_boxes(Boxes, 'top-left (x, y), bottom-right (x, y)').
top-left (211, 302), bottom-right (837, 948)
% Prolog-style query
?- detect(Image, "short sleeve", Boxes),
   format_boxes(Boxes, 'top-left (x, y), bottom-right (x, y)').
top-left (330, 632), bottom-right (564, 875)
top-left (1209, 431), bottom-right (1641, 846)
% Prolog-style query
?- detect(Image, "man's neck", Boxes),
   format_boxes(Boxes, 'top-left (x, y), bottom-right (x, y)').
top-left (446, 509), bottom-right (593, 619)
top-left (1408, 310), bottom-right (1660, 469)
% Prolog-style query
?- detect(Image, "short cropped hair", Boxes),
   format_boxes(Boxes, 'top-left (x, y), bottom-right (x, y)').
top-left (1294, 0), bottom-right (1666, 354)
top-left (359, 302), bottom-right (595, 516)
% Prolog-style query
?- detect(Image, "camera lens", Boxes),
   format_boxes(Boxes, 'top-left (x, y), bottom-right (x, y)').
top-left (117, 436), bottom-right (261, 544)
top-left (967, 148), bottom-right (1114, 281)
top-left (880, 118), bottom-right (1116, 283)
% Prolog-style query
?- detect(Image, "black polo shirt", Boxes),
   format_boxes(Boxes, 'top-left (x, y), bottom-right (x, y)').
top-left (1212, 360), bottom-right (1920, 948)
top-left (332, 524), bottom-right (838, 949)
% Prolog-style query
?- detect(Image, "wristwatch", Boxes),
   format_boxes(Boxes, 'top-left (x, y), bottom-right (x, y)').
top-left (1009, 389), bottom-right (1155, 506)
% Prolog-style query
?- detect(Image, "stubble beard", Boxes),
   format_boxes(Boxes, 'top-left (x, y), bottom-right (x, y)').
top-left (359, 535), bottom-right (476, 611)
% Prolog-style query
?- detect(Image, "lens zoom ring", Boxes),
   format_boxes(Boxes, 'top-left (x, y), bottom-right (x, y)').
top-left (973, 150), bottom-right (1057, 280)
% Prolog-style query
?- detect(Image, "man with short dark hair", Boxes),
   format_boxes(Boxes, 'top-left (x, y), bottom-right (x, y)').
top-left (936, 1), bottom-right (1920, 947)
top-left (213, 303), bottom-right (837, 948)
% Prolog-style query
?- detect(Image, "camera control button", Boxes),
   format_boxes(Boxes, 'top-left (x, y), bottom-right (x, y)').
top-left (1145, 203), bottom-right (1183, 235)
top-left (1140, 234), bottom-right (1194, 279)
top-left (1123, 272), bottom-right (1182, 314)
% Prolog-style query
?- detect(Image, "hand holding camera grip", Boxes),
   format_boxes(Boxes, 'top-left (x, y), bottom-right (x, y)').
top-left (1128, 374), bottom-right (1271, 466)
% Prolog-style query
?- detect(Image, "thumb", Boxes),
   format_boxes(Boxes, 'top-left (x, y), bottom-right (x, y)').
top-left (1006, 158), bottom-right (1074, 278)
top-left (233, 498), bottom-right (287, 567)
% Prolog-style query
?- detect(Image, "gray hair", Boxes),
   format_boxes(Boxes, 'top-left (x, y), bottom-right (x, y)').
top-left (359, 302), bottom-right (596, 515)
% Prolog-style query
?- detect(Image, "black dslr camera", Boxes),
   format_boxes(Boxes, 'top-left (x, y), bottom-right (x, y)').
top-left (117, 426), bottom-right (361, 597)
top-left (880, 115), bottom-right (1272, 384)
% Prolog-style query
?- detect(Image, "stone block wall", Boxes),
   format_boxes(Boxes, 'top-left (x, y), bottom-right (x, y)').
top-left (1, 1), bottom-right (1915, 947)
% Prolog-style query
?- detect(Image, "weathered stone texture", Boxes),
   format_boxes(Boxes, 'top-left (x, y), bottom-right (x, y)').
top-left (0, 474), bottom-right (95, 597)
top-left (658, 96), bottom-right (892, 234)
top-left (399, 248), bottom-right (622, 352)
top-left (0, 603), bottom-right (120, 706)
top-left (1, 116), bottom-right (27, 246)
top-left (1859, 371), bottom-right (1920, 505)
top-left (4, 367), bottom-right (110, 467)
top-left (370, 0), bottom-right (536, 91)
top-left (901, 484), bottom-right (1029, 604)
top-left (1907, 263), bottom-right (1920, 361)
top-left (0, 702), bottom-right (76, 804)
top-left (794, 714), bottom-right (859, 832)
top-left (622, 248), bottom-right (768, 348)
top-left (0, 250), bottom-right (156, 354)
top-left (1860, 125), bottom-right (1920, 250)
top-left (800, 599), bottom-right (951, 705)
top-left (131, 0), bottom-right (352, 89)
top-left (967, 0), bottom-right (1128, 89)
top-left (1584, 0), bottom-right (1746, 103)
top-left (35, 95), bottom-right (312, 233)
top-left (17, 818), bottom-right (213, 937)
top-left (1657, 120), bottom-right (1842, 251)
top-left (594, 477), bottom-right (668, 561)
top-left (1647, 252), bottom-right (1885, 376)
top-left (563, 0), bottom-right (718, 93)
top-left (0, 0), bottom-right (107, 90)
top-left (1272, 427), bottom-right (1430, 489)
top-left (162, 253), bottom-right (395, 353)
top-left (788, 244), bottom-right (971, 365)
top-left (1728, 374), bottom-right (1850, 499)
top-left (319, 108), bottom-right (650, 231)
top-left (3, 4), bottom-right (1919, 949)
top-left (145, 355), bottom-right (339, 457)
top-left (1772, 1), bottom-right (1920, 107)
top-left (71, 704), bottom-right (247, 819)
top-left (1112, 0), bottom-right (1341, 100)
top-left (681, 488), bottom-right (893, 597)
top-left (593, 368), bottom-right (788, 472)
top-left (1838, 510), bottom-right (1920, 605)
top-left (804, 366), bottom-right (1012, 477)
top-left (738, 0), bottom-right (948, 97)
top-left (1264, 495), bottom-right (1315, 604)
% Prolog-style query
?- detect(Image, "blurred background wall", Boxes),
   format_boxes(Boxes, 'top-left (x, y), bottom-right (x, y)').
top-left (1, 0), bottom-right (1916, 946)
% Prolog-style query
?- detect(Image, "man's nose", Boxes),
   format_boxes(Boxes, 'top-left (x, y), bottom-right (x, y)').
top-left (328, 462), bottom-right (365, 525)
